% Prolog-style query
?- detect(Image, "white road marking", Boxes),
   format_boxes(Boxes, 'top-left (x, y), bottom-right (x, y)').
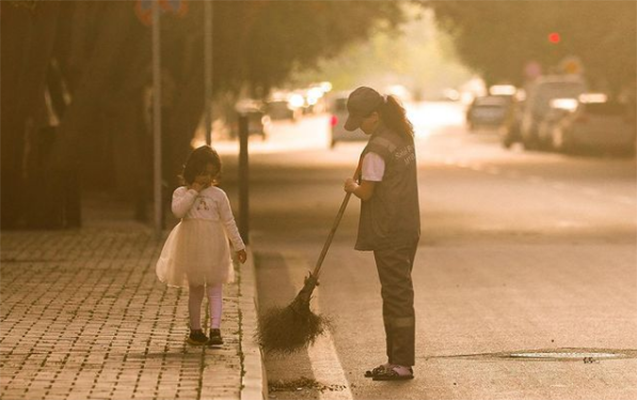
top-left (550, 182), bottom-right (568, 190)
top-left (435, 158), bottom-right (633, 210)
top-left (581, 187), bottom-right (601, 196)
top-left (457, 161), bottom-right (470, 168)
top-left (615, 196), bottom-right (635, 205)
top-left (506, 170), bottom-right (521, 179)
top-left (282, 253), bottom-right (354, 400)
top-left (557, 220), bottom-right (588, 228)
top-left (485, 166), bottom-right (500, 175)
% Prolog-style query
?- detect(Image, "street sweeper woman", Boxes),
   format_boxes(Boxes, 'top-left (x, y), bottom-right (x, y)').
top-left (156, 145), bottom-right (247, 346)
top-left (343, 86), bottom-right (420, 381)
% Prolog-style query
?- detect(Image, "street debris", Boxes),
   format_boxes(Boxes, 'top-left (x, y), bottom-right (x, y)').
top-left (269, 377), bottom-right (347, 393)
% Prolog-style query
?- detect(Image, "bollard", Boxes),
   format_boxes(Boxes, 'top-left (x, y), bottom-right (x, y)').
top-left (238, 114), bottom-right (250, 244)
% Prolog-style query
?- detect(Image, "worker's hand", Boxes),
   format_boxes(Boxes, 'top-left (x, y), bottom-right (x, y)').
top-left (344, 178), bottom-right (358, 193)
top-left (236, 249), bottom-right (247, 264)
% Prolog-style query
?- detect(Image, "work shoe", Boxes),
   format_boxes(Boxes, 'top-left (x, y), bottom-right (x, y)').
top-left (208, 329), bottom-right (224, 346)
top-left (364, 363), bottom-right (392, 378)
top-left (372, 365), bottom-right (414, 381)
top-left (187, 329), bottom-right (209, 346)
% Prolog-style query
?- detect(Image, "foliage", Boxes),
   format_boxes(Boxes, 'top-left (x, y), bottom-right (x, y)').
top-left (422, 0), bottom-right (636, 93)
top-left (218, 1), bottom-right (404, 94)
top-left (6, 0), bottom-right (38, 12)
top-left (1, 0), bottom-right (407, 228)
top-left (291, 5), bottom-right (473, 99)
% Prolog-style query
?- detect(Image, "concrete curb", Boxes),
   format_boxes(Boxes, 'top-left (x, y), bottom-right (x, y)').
top-left (240, 247), bottom-right (267, 400)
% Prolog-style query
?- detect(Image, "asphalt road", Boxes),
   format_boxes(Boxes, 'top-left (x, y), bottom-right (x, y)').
top-left (219, 102), bottom-right (637, 400)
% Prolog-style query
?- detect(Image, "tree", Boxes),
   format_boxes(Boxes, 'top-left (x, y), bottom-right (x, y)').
top-left (1, 1), bottom-right (61, 228)
top-left (1, 0), bottom-right (406, 228)
top-left (423, 0), bottom-right (636, 92)
top-left (290, 6), bottom-right (473, 99)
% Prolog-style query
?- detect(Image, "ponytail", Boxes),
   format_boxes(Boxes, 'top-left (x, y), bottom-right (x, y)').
top-left (378, 95), bottom-right (414, 141)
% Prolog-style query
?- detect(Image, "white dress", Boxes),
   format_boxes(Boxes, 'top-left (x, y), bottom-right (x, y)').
top-left (156, 186), bottom-right (245, 288)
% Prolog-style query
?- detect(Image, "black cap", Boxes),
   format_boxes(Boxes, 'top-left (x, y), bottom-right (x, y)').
top-left (344, 86), bottom-right (384, 131)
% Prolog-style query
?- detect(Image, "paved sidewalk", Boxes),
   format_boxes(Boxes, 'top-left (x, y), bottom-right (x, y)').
top-left (0, 198), bottom-right (265, 400)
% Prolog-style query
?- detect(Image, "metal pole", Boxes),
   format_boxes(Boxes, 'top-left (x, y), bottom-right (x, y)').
top-left (204, 1), bottom-right (213, 145)
top-left (238, 114), bottom-right (249, 244)
top-left (152, 1), bottom-right (163, 235)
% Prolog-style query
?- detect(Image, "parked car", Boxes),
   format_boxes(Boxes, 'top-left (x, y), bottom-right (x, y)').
top-left (466, 95), bottom-right (513, 131)
top-left (266, 100), bottom-right (299, 122)
top-left (501, 98), bottom-right (525, 148)
top-left (232, 100), bottom-right (270, 140)
top-left (520, 75), bottom-right (587, 150)
top-left (328, 93), bottom-right (367, 148)
top-left (537, 98), bottom-right (578, 150)
top-left (549, 94), bottom-right (636, 155)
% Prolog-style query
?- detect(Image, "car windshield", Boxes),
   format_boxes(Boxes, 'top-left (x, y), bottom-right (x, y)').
top-left (474, 96), bottom-right (509, 107)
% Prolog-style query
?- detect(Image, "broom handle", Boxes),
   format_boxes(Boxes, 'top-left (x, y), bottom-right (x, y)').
top-left (311, 192), bottom-right (352, 279)
top-left (311, 169), bottom-right (359, 279)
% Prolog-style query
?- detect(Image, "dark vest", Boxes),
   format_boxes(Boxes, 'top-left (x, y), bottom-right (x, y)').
top-left (355, 125), bottom-right (420, 251)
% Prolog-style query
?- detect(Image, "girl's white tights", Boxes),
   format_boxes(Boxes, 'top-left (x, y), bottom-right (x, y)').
top-left (188, 284), bottom-right (223, 330)
top-left (207, 284), bottom-right (223, 329)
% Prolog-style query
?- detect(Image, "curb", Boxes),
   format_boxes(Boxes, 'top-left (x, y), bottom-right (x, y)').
top-left (240, 247), bottom-right (267, 400)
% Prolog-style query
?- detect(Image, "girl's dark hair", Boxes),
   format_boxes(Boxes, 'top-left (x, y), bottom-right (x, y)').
top-left (377, 95), bottom-right (414, 142)
top-left (181, 145), bottom-right (222, 185)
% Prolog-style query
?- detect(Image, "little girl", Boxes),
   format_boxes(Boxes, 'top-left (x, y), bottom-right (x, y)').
top-left (156, 145), bottom-right (247, 346)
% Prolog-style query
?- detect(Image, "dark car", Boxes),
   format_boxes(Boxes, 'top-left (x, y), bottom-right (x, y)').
top-left (501, 97), bottom-right (526, 149)
top-left (466, 95), bottom-right (512, 131)
top-left (266, 100), bottom-right (298, 122)
top-left (232, 101), bottom-right (270, 140)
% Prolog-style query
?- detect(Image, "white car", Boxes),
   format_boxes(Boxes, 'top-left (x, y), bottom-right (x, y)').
top-left (328, 93), bottom-right (367, 148)
top-left (521, 75), bottom-right (587, 150)
top-left (550, 94), bottom-right (636, 155)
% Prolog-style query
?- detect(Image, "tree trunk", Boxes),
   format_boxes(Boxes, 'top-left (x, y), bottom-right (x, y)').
top-left (1, 2), bottom-right (60, 229)
top-left (42, 2), bottom-right (138, 227)
top-left (164, 40), bottom-right (205, 189)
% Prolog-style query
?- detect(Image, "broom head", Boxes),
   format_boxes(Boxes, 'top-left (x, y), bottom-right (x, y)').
top-left (257, 273), bottom-right (329, 353)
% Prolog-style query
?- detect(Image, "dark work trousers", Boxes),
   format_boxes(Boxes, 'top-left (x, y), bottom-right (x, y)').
top-left (373, 241), bottom-right (418, 367)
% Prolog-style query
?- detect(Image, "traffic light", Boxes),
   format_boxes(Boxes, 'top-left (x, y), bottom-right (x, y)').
top-left (548, 32), bottom-right (561, 44)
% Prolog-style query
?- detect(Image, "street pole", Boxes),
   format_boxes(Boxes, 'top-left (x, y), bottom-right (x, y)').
top-left (238, 114), bottom-right (249, 244)
top-left (152, 1), bottom-right (163, 235)
top-left (204, 1), bottom-right (213, 145)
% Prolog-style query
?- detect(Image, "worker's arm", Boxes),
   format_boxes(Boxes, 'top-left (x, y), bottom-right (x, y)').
top-left (344, 178), bottom-right (376, 201)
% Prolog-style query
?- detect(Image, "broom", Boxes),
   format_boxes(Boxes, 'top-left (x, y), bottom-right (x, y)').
top-left (257, 184), bottom-right (355, 353)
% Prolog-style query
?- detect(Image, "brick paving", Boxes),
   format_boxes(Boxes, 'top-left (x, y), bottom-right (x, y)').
top-left (1, 212), bottom-right (245, 399)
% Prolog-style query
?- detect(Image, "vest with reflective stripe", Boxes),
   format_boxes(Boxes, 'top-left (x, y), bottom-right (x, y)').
top-left (355, 125), bottom-right (420, 251)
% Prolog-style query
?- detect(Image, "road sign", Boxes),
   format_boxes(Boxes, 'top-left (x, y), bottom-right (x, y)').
top-left (135, 0), bottom-right (187, 26)
top-left (160, 0), bottom-right (188, 16)
top-left (524, 61), bottom-right (542, 80)
top-left (559, 56), bottom-right (583, 75)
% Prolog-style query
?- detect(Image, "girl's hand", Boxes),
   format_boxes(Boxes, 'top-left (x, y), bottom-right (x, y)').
top-left (344, 178), bottom-right (358, 193)
top-left (191, 182), bottom-right (206, 192)
top-left (236, 249), bottom-right (247, 264)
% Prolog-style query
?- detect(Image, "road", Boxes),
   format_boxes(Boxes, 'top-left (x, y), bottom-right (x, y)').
top-left (219, 102), bottom-right (637, 400)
